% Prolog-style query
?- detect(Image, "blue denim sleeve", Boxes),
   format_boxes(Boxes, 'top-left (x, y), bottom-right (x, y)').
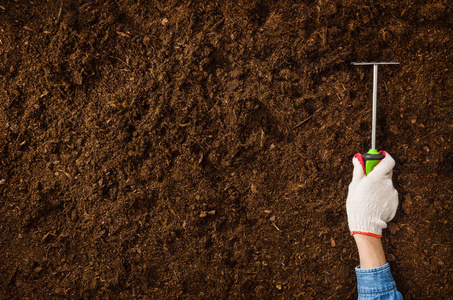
top-left (355, 263), bottom-right (403, 299)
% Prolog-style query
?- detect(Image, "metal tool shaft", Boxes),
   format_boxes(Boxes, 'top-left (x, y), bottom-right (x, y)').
top-left (372, 65), bottom-right (378, 150)
top-left (351, 61), bottom-right (399, 150)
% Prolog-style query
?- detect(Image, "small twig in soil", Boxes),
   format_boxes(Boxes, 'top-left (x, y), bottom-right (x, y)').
top-left (57, 0), bottom-right (63, 21)
top-left (208, 18), bottom-right (225, 31)
top-left (173, 269), bottom-right (180, 282)
top-left (292, 107), bottom-right (323, 130)
top-left (424, 128), bottom-right (439, 138)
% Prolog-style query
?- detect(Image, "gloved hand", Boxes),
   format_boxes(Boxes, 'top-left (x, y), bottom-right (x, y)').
top-left (346, 151), bottom-right (399, 238)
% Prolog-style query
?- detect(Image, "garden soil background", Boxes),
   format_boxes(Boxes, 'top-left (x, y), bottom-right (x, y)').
top-left (1, 0), bottom-right (452, 299)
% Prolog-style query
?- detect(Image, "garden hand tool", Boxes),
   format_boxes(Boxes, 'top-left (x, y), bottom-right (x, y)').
top-left (351, 62), bottom-right (399, 175)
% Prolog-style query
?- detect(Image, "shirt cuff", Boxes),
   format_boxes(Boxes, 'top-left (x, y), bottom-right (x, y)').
top-left (355, 263), bottom-right (398, 296)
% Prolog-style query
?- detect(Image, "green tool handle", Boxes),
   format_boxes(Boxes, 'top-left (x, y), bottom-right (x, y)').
top-left (363, 149), bottom-right (385, 175)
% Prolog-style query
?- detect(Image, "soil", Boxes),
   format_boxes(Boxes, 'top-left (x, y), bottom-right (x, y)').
top-left (1, 0), bottom-right (452, 299)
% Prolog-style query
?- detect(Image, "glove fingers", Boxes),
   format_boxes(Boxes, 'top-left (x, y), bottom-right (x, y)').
top-left (352, 154), bottom-right (366, 181)
top-left (368, 151), bottom-right (395, 178)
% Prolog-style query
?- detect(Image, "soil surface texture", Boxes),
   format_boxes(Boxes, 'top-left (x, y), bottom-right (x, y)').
top-left (1, 0), bottom-right (452, 299)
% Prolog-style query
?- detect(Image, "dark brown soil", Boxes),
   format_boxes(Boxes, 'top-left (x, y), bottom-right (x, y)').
top-left (1, 0), bottom-right (452, 299)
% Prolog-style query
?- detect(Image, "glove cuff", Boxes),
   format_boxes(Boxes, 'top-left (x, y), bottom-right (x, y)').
top-left (348, 217), bottom-right (386, 238)
top-left (350, 231), bottom-right (382, 238)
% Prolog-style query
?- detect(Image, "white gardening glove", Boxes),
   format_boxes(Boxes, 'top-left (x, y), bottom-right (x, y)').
top-left (346, 151), bottom-right (399, 238)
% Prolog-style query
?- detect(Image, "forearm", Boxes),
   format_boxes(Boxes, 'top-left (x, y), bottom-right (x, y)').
top-left (353, 234), bottom-right (403, 299)
top-left (353, 234), bottom-right (387, 269)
